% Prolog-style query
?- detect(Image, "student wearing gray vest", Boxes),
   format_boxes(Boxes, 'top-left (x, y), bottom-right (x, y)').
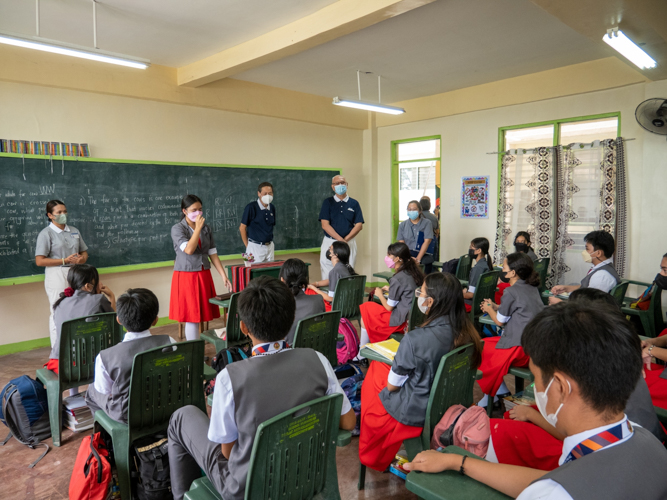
top-left (279, 258), bottom-right (325, 345)
top-left (85, 288), bottom-right (174, 423)
top-left (549, 231), bottom-right (620, 305)
top-left (403, 302), bottom-right (667, 500)
top-left (167, 276), bottom-right (356, 500)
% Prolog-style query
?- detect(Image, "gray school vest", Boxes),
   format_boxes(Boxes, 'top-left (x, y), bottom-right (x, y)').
top-left (97, 335), bottom-right (172, 423)
top-left (580, 263), bottom-right (620, 289)
top-left (536, 426), bottom-right (667, 500)
top-left (222, 349), bottom-right (329, 500)
top-left (496, 280), bottom-right (544, 349)
top-left (626, 378), bottom-right (667, 442)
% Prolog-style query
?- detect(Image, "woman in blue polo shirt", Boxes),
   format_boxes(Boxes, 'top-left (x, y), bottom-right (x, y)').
top-left (239, 182), bottom-right (276, 263)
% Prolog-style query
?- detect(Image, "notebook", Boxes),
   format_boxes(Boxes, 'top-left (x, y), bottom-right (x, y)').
top-left (365, 339), bottom-right (401, 361)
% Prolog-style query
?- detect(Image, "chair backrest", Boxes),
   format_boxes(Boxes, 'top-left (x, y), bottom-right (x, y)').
top-left (610, 280), bottom-right (629, 306)
top-left (226, 293), bottom-right (244, 342)
top-left (245, 393), bottom-right (343, 500)
top-left (649, 285), bottom-right (665, 334)
top-left (420, 343), bottom-right (477, 450)
top-left (470, 270), bottom-right (501, 321)
top-left (533, 257), bottom-right (551, 294)
top-left (455, 254), bottom-right (472, 281)
top-left (407, 294), bottom-right (426, 331)
top-left (127, 340), bottom-right (206, 437)
top-left (331, 275), bottom-right (366, 319)
top-left (293, 310), bottom-right (342, 367)
top-left (59, 312), bottom-right (123, 384)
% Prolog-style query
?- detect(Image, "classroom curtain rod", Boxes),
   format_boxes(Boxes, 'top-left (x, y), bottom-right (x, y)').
top-left (486, 137), bottom-right (635, 155)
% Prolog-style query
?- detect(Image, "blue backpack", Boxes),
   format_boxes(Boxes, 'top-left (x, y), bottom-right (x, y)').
top-left (0, 375), bottom-right (51, 467)
top-left (334, 364), bottom-right (364, 436)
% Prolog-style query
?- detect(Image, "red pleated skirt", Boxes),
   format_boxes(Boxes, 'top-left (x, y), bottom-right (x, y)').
top-left (360, 301), bottom-right (406, 343)
top-left (305, 288), bottom-right (332, 312)
top-left (477, 337), bottom-right (530, 395)
top-left (169, 269), bottom-right (221, 323)
top-left (495, 283), bottom-right (511, 304)
top-left (490, 409), bottom-right (561, 471)
top-left (644, 363), bottom-right (667, 410)
top-left (359, 361), bottom-right (423, 471)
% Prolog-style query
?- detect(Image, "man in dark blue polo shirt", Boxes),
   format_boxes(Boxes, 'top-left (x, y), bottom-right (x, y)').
top-left (240, 182), bottom-right (276, 263)
top-left (318, 175), bottom-right (364, 280)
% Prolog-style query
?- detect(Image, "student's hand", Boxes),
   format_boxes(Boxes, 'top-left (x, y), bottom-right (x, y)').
top-left (551, 285), bottom-right (565, 295)
top-left (382, 285), bottom-right (390, 292)
top-left (509, 405), bottom-right (538, 423)
top-left (548, 296), bottom-right (562, 305)
top-left (480, 301), bottom-right (491, 314)
top-left (65, 253), bottom-right (80, 264)
top-left (195, 214), bottom-right (206, 231)
top-left (642, 346), bottom-right (653, 366)
top-left (307, 284), bottom-right (319, 292)
top-left (412, 256), bottom-right (421, 264)
top-left (403, 450), bottom-right (455, 473)
top-left (99, 284), bottom-right (115, 300)
top-left (462, 288), bottom-right (468, 295)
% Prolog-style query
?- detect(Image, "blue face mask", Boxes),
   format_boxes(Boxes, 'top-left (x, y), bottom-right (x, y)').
top-left (407, 210), bottom-right (419, 220)
top-left (334, 184), bottom-right (347, 196)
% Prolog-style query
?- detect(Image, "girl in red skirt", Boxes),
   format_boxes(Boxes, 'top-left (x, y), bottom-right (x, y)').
top-left (478, 253), bottom-right (543, 408)
top-left (359, 242), bottom-right (424, 348)
top-left (169, 195), bottom-right (231, 340)
top-left (642, 330), bottom-right (667, 409)
top-left (359, 273), bottom-right (482, 471)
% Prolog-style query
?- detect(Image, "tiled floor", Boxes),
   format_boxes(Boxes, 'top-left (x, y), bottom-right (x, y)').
top-left (0, 321), bottom-right (510, 499)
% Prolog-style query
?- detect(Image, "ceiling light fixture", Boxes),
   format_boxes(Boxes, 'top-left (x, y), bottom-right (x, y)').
top-left (333, 71), bottom-right (405, 115)
top-left (603, 27), bottom-right (656, 70)
top-left (0, 0), bottom-right (149, 69)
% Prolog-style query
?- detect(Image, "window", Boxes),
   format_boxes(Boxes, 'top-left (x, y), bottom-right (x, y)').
top-left (392, 137), bottom-right (441, 236)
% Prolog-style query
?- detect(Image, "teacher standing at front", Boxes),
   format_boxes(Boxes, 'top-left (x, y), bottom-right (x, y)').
top-left (35, 199), bottom-right (89, 349)
top-left (318, 175), bottom-right (364, 280)
top-left (170, 194), bottom-right (231, 341)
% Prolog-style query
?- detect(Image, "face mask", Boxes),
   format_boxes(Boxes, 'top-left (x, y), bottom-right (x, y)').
top-left (514, 242), bottom-right (528, 253)
top-left (655, 274), bottom-right (667, 290)
top-left (384, 256), bottom-right (396, 269)
top-left (535, 377), bottom-right (571, 427)
top-left (261, 194), bottom-right (273, 205)
top-left (499, 271), bottom-right (510, 284)
top-left (52, 213), bottom-right (67, 225)
top-left (417, 296), bottom-right (430, 314)
top-left (468, 248), bottom-right (477, 259)
top-left (407, 210), bottom-right (419, 220)
top-left (582, 250), bottom-right (593, 264)
top-left (334, 184), bottom-right (347, 196)
top-left (187, 210), bottom-right (202, 222)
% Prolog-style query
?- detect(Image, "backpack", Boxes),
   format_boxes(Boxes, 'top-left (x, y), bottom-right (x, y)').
top-left (441, 259), bottom-right (459, 275)
top-left (0, 375), bottom-right (51, 467)
top-left (205, 345), bottom-right (252, 395)
top-left (132, 434), bottom-right (173, 500)
top-left (336, 318), bottom-right (360, 364)
top-left (69, 432), bottom-right (112, 500)
top-left (335, 364), bottom-right (364, 436)
top-left (431, 404), bottom-right (490, 458)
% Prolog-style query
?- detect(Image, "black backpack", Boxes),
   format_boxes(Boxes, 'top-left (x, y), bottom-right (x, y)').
top-left (132, 434), bottom-right (173, 500)
top-left (0, 375), bottom-right (51, 467)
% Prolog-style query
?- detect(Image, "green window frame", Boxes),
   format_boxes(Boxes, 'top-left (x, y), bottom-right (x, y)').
top-left (391, 135), bottom-right (442, 239)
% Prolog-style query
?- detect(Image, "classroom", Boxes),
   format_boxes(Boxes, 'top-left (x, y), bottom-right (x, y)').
top-left (1, 0), bottom-right (667, 499)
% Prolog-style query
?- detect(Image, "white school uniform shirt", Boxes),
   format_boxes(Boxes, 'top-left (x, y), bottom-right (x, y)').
top-left (93, 331), bottom-right (177, 395)
top-left (516, 415), bottom-right (634, 500)
top-left (585, 258), bottom-right (617, 293)
top-left (178, 224), bottom-right (218, 255)
top-left (208, 343), bottom-right (352, 444)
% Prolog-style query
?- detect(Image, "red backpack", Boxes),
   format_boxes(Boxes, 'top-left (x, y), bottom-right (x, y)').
top-left (431, 404), bottom-right (490, 458)
top-left (69, 432), bottom-right (112, 500)
top-left (336, 318), bottom-right (360, 364)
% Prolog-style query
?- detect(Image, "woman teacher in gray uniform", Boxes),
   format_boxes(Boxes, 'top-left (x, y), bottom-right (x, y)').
top-left (35, 199), bottom-right (89, 349)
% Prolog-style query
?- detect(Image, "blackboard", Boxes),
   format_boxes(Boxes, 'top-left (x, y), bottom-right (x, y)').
top-left (0, 154), bottom-right (339, 283)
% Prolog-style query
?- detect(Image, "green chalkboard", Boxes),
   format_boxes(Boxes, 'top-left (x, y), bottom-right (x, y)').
top-left (0, 154), bottom-right (339, 283)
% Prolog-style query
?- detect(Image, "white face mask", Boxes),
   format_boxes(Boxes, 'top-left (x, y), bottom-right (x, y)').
top-left (417, 296), bottom-right (430, 314)
top-left (582, 250), bottom-right (593, 263)
top-left (261, 194), bottom-right (273, 205)
top-left (535, 377), bottom-right (571, 427)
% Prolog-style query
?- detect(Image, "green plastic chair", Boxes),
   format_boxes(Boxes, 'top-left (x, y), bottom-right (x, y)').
top-left (35, 312), bottom-right (123, 447)
top-left (94, 340), bottom-right (206, 500)
top-left (610, 280), bottom-right (630, 307)
top-left (201, 293), bottom-right (250, 353)
top-left (533, 257), bottom-right (550, 294)
top-left (358, 343), bottom-right (478, 490)
top-left (622, 285), bottom-right (664, 338)
top-left (331, 275), bottom-right (367, 321)
top-left (185, 394), bottom-right (349, 500)
top-left (407, 293), bottom-right (426, 331)
top-left (469, 270), bottom-right (501, 331)
top-left (455, 254), bottom-right (472, 285)
top-left (293, 310), bottom-right (342, 367)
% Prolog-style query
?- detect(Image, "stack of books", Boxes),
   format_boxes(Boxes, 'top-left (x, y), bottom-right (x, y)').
top-left (502, 391), bottom-right (535, 412)
top-left (389, 451), bottom-right (409, 480)
top-left (364, 339), bottom-right (401, 361)
top-left (62, 394), bottom-right (93, 432)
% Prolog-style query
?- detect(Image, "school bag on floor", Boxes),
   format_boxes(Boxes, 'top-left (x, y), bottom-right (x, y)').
top-left (0, 375), bottom-right (51, 467)
top-left (69, 431), bottom-right (112, 500)
top-left (337, 318), bottom-right (360, 364)
top-left (334, 364), bottom-right (364, 436)
top-left (205, 345), bottom-right (252, 396)
top-left (132, 434), bottom-right (173, 500)
top-left (431, 404), bottom-right (490, 458)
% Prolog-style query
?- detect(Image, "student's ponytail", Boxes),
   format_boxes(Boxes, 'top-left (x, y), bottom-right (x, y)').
top-left (506, 252), bottom-right (540, 287)
top-left (526, 271), bottom-right (541, 287)
top-left (52, 264), bottom-right (100, 311)
top-left (331, 241), bottom-right (356, 275)
top-left (279, 258), bottom-right (309, 296)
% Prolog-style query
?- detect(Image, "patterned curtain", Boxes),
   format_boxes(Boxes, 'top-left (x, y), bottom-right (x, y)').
top-left (494, 147), bottom-right (556, 265)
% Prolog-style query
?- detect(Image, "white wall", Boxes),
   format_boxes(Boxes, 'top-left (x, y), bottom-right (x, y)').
top-left (0, 81), bottom-right (364, 347)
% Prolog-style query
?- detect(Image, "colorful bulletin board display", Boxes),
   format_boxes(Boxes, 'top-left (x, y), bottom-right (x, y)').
top-left (461, 176), bottom-right (489, 219)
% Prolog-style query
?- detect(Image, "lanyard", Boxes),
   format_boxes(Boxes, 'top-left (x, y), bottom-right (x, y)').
top-left (564, 420), bottom-right (632, 463)
top-left (252, 340), bottom-right (290, 356)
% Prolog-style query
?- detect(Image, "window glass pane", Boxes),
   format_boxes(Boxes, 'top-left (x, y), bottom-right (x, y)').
top-left (397, 139), bottom-right (440, 161)
top-left (560, 118), bottom-right (618, 144)
top-left (505, 125), bottom-right (554, 150)
top-left (399, 161), bottom-right (436, 221)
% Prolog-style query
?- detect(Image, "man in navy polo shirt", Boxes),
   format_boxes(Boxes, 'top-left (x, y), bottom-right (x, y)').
top-left (240, 182), bottom-right (276, 263)
top-left (318, 175), bottom-right (364, 280)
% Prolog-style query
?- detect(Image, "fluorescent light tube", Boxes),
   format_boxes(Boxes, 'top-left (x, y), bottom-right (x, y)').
top-left (0, 32), bottom-right (149, 69)
top-left (333, 97), bottom-right (405, 115)
top-left (602, 29), bottom-right (656, 70)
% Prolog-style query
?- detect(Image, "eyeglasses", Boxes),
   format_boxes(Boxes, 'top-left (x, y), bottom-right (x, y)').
top-left (415, 287), bottom-right (429, 299)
